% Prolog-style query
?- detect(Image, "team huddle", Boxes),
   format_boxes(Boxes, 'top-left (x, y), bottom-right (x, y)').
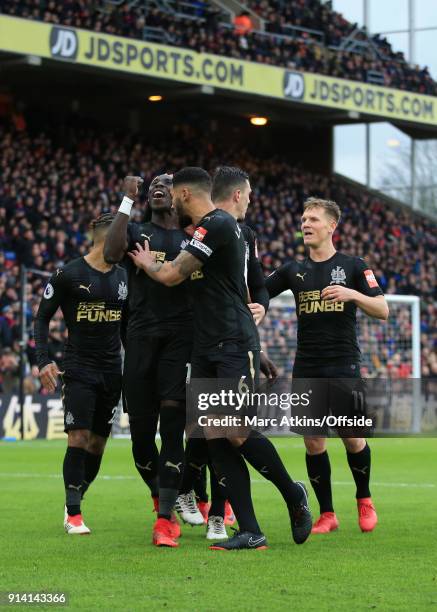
top-left (34, 166), bottom-right (388, 550)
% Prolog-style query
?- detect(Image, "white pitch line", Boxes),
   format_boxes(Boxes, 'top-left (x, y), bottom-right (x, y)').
top-left (0, 472), bottom-right (137, 481)
top-left (0, 472), bottom-right (434, 488)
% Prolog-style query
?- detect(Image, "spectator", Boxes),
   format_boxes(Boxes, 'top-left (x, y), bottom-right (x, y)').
top-left (0, 347), bottom-right (20, 393)
top-left (0, 306), bottom-right (13, 347)
top-left (234, 11), bottom-right (254, 36)
top-left (0, 118), bottom-right (435, 381)
top-left (1, 0), bottom-right (436, 95)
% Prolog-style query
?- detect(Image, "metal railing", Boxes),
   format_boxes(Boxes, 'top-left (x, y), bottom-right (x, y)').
top-left (276, 23), bottom-right (325, 44)
top-left (143, 25), bottom-right (172, 43)
top-left (218, 21), bottom-right (323, 47)
top-left (77, 0), bottom-right (431, 76)
top-left (367, 70), bottom-right (385, 85)
top-left (16, 266), bottom-right (51, 440)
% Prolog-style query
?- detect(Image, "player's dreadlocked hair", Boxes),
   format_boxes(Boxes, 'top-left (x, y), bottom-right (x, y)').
top-left (89, 213), bottom-right (115, 232)
top-left (89, 213), bottom-right (115, 243)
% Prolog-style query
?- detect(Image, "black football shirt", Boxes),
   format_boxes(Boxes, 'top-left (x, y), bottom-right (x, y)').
top-left (184, 209), bottom-right (260, 356)
top-left (241, 224), bottom-right (269, 312)
top-left (124, 222), bottom-right (193, 337)
top-left (34, 257), bottom-right (127, 372)
top-left (266, 252), bottom-right (384, 366)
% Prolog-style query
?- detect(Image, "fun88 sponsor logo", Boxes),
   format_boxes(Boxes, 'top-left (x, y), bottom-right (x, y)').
top-left (50, 27), bottom-right (78, 61)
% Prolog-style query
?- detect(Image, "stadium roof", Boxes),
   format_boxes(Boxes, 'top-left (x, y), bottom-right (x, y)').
top-left (1, 15), bottom-right (437, 138)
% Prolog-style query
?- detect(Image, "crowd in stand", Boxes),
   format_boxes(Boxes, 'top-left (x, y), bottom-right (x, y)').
top-left (1, 0), bottom-right (436, 95)
top-left (0, 119), bottom-right (435, 393)
top-left (248, 0), bottom-right (435, 93)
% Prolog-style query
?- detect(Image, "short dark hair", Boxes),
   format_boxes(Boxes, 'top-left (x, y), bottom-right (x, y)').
top-left (173, 167), bottom-right (212, 194)
top-left (211, 166), bottom-right (249, 203)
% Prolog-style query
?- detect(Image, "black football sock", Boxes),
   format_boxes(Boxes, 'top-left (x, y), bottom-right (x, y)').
top-left (208, 462), bottom-right (226, 518)
top-left (239, 431), bottom-right (303, 508)
top-left (158, 488), bottom-right (179, 520)
top-left (81, 451), bottom-right (103, 498)
top-left (63, 446), bottom-right (87, 516)
top-left (130, 418), bottom-right (159, 498)
top-left (158, 404), bottom-right (186, 519)
top-left (207, 438), bottom-right (261, 534)
top-left (180, 437), bottom-right (209, 497)
top-left (305, 450), bottom-right (334, 514)
top-left (347, 443), bottom-right (371, 499)
top-left (193, 463), bottom-right (209, 503)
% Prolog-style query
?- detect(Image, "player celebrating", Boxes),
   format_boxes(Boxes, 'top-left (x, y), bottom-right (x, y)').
top-left (212, 166), bottom-right (269, 327)
top-left (266, 198), bottom-right (389, 534)
top-left (177, 166), bottom-right (274, 539)
top-left (34, 214), bottom-right (127, 535)
top-left (129, 167), bottom-right (312, 550)
top-left (104, 174), bottom-right (191, 547)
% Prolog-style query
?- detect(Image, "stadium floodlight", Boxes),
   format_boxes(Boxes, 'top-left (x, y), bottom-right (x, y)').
top-left (200, 85), bottom-right (215, 95)
top-left (0, 54), bottom-right (41, 67)
top-left (250, 117), bottom-right (268, 126)
top-left (27, 55), bottom-right (42, 66)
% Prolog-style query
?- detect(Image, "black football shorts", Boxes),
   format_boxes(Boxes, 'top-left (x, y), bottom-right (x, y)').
top-left (188, 349), bottom-right (261, 437)
top-left (60, 367), bottom-right (122, 437)
top-left (123, 330), bottom-right (193, 420)
top-left (291, 362), bottom-right (368, 437)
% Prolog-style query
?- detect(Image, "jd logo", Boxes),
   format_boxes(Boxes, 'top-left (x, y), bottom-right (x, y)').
top-left (50, 27), bottom-right (78, 60)
top-left (283, 71), bottom-right (305, 100)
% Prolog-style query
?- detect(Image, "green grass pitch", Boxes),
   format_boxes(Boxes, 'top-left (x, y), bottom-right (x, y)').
top-left (1, 438), bottom-right (436, 611)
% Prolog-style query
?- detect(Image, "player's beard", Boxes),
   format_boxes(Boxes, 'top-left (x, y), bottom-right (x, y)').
top-left (174, 196), bottom-right (192, 228)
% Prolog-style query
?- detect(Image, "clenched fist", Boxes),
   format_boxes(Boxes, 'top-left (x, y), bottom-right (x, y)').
top-left (123, 176), bottom-right (144, 200)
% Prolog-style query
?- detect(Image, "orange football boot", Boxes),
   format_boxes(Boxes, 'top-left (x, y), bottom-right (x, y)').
top-left (152, 496), bottom-right (181, 539)
top-left (197, 501), bottom-right (211, 524)
top-left (224, 501), bottom-right (236, 526)
top-left (311, 512), bottom-right (339, 534)
top-left (357, 498), bottom-right (378, 532)
top-left (152, 517), bottom-right (179, 547)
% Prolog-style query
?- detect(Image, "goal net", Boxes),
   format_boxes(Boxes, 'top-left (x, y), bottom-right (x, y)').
top-left (259, 292), bottom-right (423, 434)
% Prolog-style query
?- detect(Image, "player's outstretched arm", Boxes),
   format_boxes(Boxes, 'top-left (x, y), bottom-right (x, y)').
top-left (248, 303), bottom-right (265, 325)
top-left (321, 286), bottom-right (389, 320)
top-left (322, 260), bottom-right (388, 320)
top-left (34, 273), bottom-right (65, 392)
top-left (104, 176), bottom-right (143, 263)
top-left (246, 227), bottom-right (269, 310)
top-left (246, 228), bottom-right (269, 325)
top-left (128, 241), bottom-right (203, 286)
top-left (265, 265), bottom-right (290, 298)
top-left (351, 293), bottom-right (389, 320)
